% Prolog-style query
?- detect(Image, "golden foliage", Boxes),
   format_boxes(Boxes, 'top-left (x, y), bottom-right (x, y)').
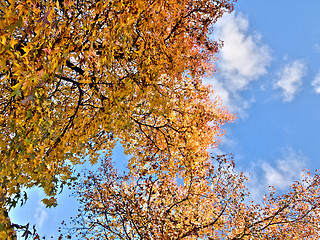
top-left (2, 1), bottom-right (320, 239)
top-left (0, 0), bottom-right (235, 237)
top-left (66, 156), bottom-right (320, 239)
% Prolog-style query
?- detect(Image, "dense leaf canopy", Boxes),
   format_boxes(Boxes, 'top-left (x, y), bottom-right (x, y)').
top-left (1, 0), bottom-right (235, 202)
top-left (0, 0), bottom-right (235, 237)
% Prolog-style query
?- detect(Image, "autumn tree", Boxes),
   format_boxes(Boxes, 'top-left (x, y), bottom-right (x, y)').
top-left (0, 0), bottom-right (236, 237)
top-left (63, 156), bottom-right (320, 239)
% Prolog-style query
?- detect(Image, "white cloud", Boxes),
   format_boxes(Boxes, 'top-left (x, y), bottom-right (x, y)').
top-left (34, 203), bottom-right (48, 228)
top-left (311, 71), bottom-right (320, 93)
top-left (247, 148), bottom-right (307, 201)
top-left (211, 80), bottom-right (232, 110)
top-left (207, 12), bottom-right (271, 117)
top-left (216, 13), bottom-right (271, 92)
top-left (261, 151), bottom-right (306, 190)
top-left (274, 60), bottom-right (307, 102)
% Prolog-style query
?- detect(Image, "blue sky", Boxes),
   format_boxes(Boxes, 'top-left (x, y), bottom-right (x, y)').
top-left (9, 0), bottom-right (320, 238)
top-left (212, 0), bottom-right (320, 197)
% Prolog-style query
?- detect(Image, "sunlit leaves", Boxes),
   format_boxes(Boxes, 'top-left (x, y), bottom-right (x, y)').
top-left (2, 1), bottom-right (319, 238)
top-left (1, 0), bottom-right (236, 237)
top-left (66, 157), bottom-right (320, 239)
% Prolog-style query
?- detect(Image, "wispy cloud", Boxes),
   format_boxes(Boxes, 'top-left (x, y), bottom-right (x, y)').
top-left (311, 71), bottom-right (320, 93)
top-left (261, 151), bottom-right (306, 190)
top-left (210, 131), bottom-right (238, 156)
top-left (274, 60), bottom-right (307, 102)
top-left (34, 203), bottom-right (48, 228)
top-left (247, 148), bottom-right (307, 201)
top-left (209, 12), bottom-right (271, 117)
